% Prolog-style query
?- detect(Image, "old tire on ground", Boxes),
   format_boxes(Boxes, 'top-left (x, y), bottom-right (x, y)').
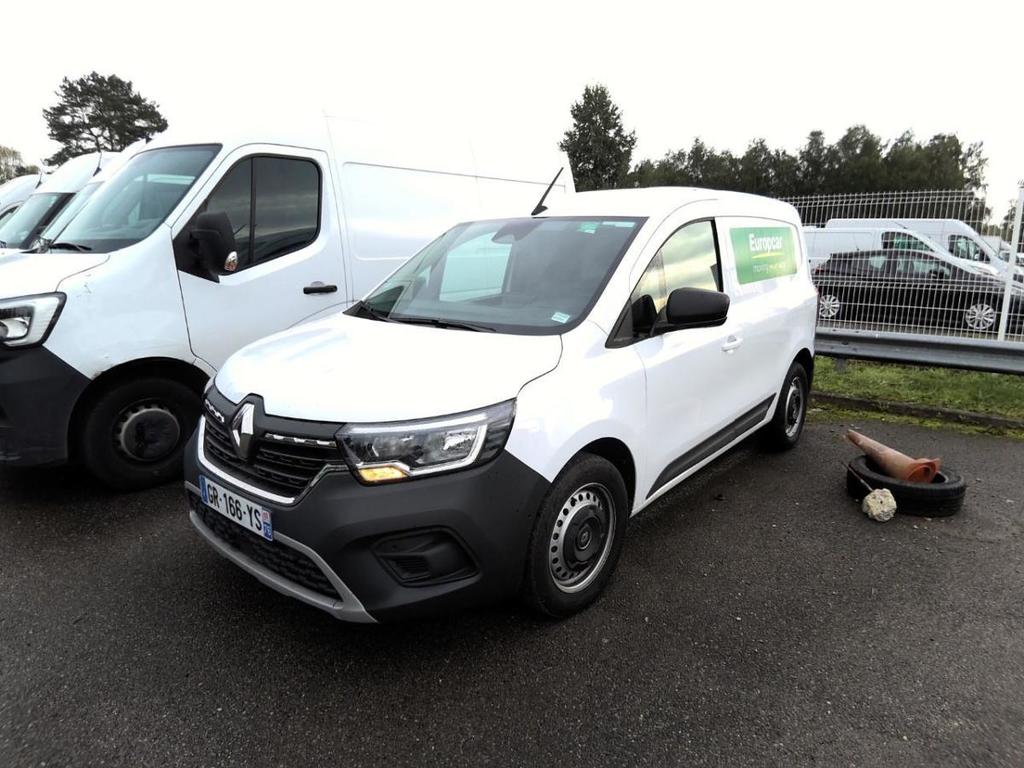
top-left (846, 454), bottom-right (966, 517)
top-left (521, 454), bottom-right (629, 619)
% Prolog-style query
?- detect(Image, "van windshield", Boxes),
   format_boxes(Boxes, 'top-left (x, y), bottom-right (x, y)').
top-left (0, 192), bottom-right (72, 249)
top-left (35, 182), bottom-right (101, 248)
top-left (52, 145), bottom-right (219, 253)
top-left (355, 216), bottom-right (645, 335)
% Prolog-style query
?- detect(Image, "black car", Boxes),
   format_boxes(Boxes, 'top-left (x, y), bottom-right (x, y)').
top-left (812, 249), bottom-right (1024, 334)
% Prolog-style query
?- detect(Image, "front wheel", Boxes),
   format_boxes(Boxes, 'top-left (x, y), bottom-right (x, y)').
top-left (521, 454), bottom-right (628, 618)
top-left (79, 377), bottom-right (202, 491)
top-left (762, 362), bottom-right (809, 451)
top-left (963, 300), bottom-right (998, 333)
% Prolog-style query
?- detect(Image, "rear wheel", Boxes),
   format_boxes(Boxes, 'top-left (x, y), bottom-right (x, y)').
top-left (522, 454), bottom-right (628, 618)
top-left (818, 293), bottom-right (841, 321)
top-left (963, 300), bottom-right (997, 333)
top-left (79, 377), bottom-right (201, 491)
top-left (762, 362), bottom-right (809, 451)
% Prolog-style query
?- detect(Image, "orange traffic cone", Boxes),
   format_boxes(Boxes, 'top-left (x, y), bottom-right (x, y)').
top-left (846, 430), bottom-right (941, 484)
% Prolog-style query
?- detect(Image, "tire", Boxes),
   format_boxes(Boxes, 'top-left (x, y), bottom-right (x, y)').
top-left (963, 299), bottom-right (998, 333)
top-left (762, 361), bottom-right (809, 451)
top-left (818, 293), bottom-right (841, 321)
top-left (79, 377), bottom-right (202, 491)
top-left (846, 454), bottom-right (966, 517)
top-left (521, 454), bottom-right (629, 618)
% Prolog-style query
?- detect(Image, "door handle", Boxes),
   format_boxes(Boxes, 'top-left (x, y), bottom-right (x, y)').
top-left (303, 282), bottom-right (338, 295)
top-left (721, 336), bottom-right (743, 352)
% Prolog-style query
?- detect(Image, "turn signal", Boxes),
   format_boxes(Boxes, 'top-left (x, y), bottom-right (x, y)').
top-left (357, 465), bottom-right (408, 483)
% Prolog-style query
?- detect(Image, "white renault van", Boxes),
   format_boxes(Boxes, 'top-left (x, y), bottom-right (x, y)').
top-left (0, 174), bottom-right (42, 228)
top-left (185, 187), bottom-right (817, 622)
top-left (0, 153), bottom-right (110, 257)
top-left (0, 118), bottom-right (571, 488)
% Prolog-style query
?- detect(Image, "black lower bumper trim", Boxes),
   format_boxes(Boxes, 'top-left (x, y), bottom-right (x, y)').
top-left (186, 433), bottom-right (551, 622)
top-left (0, 346), bottom-right (88, 466)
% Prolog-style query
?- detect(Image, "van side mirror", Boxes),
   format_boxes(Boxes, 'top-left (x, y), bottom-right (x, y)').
top-left (191, 211), bottom-right (237, 277)
top-left (663, 287), bottom-right (730, 330)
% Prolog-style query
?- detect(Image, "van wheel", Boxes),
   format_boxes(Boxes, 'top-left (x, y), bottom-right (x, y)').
top-left (763, 362), bottom-right (809, 451)
top-left (521, 454), bottom-right (628, 618)
top-left (79, 378), bottom-right (201, 491)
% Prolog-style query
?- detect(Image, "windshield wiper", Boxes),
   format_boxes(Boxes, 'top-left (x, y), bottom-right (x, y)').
top-left (352, 299), bottom-right (398, 323)
top-left (392, 315), bottom-right (495, 332)
top-left (49, 241), bottom-right (92, 252)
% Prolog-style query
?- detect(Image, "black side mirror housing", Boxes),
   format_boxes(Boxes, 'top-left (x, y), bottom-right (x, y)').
top-left (663, 287), bottom-right (730, 330)
top-left (630, 294), bottom-right (658, 336)
top-left (190, 211), bottom-right (237, 278)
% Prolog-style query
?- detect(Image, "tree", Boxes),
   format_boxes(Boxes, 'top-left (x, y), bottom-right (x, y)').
top-left (559, 85), bottom-right (636, 191)
top-left (0, 146), bottom-right (38, 183)
top-left (43, 72), bottom-right (167, 165)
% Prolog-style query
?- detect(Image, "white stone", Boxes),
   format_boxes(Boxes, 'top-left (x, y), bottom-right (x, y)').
top-left (862, 488), bottom-right (897, 522)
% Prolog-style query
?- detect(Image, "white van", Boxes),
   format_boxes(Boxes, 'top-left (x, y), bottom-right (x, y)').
top-left (184, 187), bottom-right (817, 622)
top-left (826, 218), bottom-right (1020, 279)
top-left (0, 174), bottom-right (43, 229)
top-left (0, 119), bottom-right (572, 488)
top-left (0, 153), bottom-right (113, 257)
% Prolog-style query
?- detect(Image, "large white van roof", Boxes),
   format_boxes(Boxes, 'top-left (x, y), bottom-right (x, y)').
top-left (542, 187), bottom-right (799, 222)
top-left (36, 153), bottom-right (112, 194)
top-left (0, 174), bottom-right (41, 206)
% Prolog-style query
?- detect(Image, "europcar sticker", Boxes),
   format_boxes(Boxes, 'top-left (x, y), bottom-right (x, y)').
top-left (730, 227), bottom-right (798, 284)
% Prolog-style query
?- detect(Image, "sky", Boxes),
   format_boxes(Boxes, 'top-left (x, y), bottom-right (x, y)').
top-left (5, 0), bottom-right (1023, 218)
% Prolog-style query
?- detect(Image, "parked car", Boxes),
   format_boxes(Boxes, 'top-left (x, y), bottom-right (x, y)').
top-left (804, 226), bottom-right (953, 268)
top-left (0, 117), bottom-right (572, 488)
top-left (0, 173), bottom-right (42, 228)
top-left (982, 235), bottom-right (1024, 268)
top-left (0, 153), bottom-right (113, 256)
top-left (185, 187), bottom-right (818, 622)
top-left (826, 218), bottom-right (1023, 281)
top-left (812, 248), bottom-right (1024, 334)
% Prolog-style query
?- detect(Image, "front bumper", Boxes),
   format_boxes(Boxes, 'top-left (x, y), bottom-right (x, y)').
top-left (0, 346), bottom-right (88, 466)
top-left (185, 427), bottom-right (551, 623)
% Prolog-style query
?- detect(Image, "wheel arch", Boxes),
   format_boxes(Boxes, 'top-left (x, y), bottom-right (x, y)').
top-left (794, 348), bottom-right (815, 389)
top-left (576, 437), bottom-right (637, 512)
top-left (68, 357), bottom-right (210, 460)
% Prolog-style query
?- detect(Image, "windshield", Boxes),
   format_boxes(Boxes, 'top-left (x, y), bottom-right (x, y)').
top-left (0, 192), bottom-right (72, 249)
top-left (357, 216), bottom-right (645, 335)
top-left (54, 145), bottom-right (219, 252)
top-left (36, 182), bottom-right (101, 248)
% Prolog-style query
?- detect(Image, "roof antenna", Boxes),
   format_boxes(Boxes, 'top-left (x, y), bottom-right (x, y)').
top-left (93, 151), bottom-right (103, 177)
top-left (531, 168), bottom-right (563, 216)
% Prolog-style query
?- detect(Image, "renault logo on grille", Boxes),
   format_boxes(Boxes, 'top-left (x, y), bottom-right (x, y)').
top-left (231, 403), bottom-right (256, 461)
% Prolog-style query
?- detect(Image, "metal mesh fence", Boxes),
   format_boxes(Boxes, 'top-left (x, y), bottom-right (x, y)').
top-left (782, 188), bottom-right (1024, 347)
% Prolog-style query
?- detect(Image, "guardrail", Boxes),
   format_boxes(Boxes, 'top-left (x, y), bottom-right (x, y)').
top-left (815, 327), bottom-right (1024, 375)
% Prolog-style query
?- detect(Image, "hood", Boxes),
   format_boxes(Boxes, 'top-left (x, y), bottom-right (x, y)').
top-left (216, 313), bottom-right (563, 423)
top-left (0, 250), bottom-right (109, 298)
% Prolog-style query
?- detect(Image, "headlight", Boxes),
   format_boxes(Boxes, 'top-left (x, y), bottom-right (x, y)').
top-left (0, 293), bottom-right (65, 348)
top-left (338, 400), bottom-right (515, 483)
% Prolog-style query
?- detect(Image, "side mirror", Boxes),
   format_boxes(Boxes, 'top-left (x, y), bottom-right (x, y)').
top-left (190, 211), bottom-right (238, 277)
top-left (663, 287), bottom-right (730, 330)
top-left (630, 294), bottom-right (658, 336)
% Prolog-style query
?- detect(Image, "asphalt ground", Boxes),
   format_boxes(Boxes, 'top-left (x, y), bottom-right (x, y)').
top-left (1, 419), bottom-right (1022, 767)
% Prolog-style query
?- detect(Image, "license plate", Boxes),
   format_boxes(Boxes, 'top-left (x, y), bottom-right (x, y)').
top-left (199, 475), bottom-right (273, 541)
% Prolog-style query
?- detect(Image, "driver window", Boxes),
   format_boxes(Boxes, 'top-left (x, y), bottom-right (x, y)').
top-left (198, 159), bottom-right (252, 266)
top-left (631, 220), bottom-right (720, 315)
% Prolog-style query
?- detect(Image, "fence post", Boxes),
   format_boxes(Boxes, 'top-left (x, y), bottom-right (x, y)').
top-left (997, 182), bottom-right (1024, 341)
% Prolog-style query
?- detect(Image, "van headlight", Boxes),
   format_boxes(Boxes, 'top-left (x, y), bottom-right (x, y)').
top-left (0, 293), bottom-right (65, 348)
top-left (338, 400), bottom-right (515, 483)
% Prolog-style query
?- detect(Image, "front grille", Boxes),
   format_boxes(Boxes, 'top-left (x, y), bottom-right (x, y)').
top-left (202, 403), bottom-right (347, 497)
top-left (195, 500), bottom-right (340, 600)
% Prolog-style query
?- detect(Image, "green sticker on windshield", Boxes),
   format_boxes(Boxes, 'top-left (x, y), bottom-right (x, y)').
top-left (577, 222), bottom-right (599, 234)
top-left (730, 227), bottom-right (798, 284)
